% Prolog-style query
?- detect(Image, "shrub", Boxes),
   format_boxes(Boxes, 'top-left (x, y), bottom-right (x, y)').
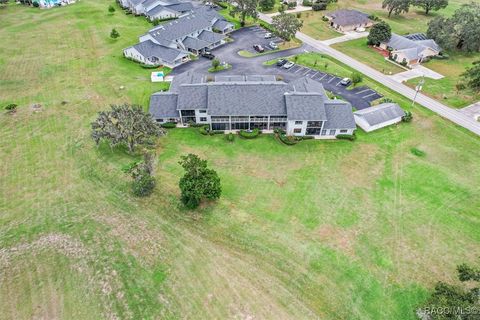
top-left (199, 125), bottom-right (210, 135)
top-left (322, 16), bottom-right (329, 21)
top-left (336, 133), bottom-right (356, 141)
top-left (132, 171), bottom-right (156, 197)
top-left (380, 97), bottom-right (394, 103)
top-left (110, 28), bottom-right (120, 39)
top-left (277, 132), bottom-right (298, 145)
top-left (108, 5), bottom-right (115, 13)
top-left (140, 64), bottom-right (159, 69)
top-left (402, 111), bottom-right (413, 122)
top-left (302, 0), bottom-right (312, 5)
top-left (5, 103), bottom-right (17, 112)
top-left (226, 132), bottom-right (235, 142)
top-left (287, 2), bottom-right (296, 8)
top-left (302, 135), bottom-right (315, 140)
top-left (161, 122), bottom-right (177, 128)
top-left (410, 147), bottom-right (426, 157)
top-left (312, 2), bottom-right (327, 10)
top-left (216, 1), bottom-right (229, 8)
top-left (351, 72), bottom-right (362, 86)
top-left (239, 128), bottom-right (260, 139)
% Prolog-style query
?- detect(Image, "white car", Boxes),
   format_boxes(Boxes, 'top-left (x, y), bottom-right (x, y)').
top-left (283, 61), bottom-right (295, 69)
top-left (269, 41), bottom-right (278, 49)
top-left (264, 32), bottom-right (272, 39)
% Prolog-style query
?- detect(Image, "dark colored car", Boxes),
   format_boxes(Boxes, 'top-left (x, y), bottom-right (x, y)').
top-left (276, 59), bottom-right (288, 66)
top-left (201, 52), bottom-right (215, 59)
top-left (253, 44), bottom-right (265, 53)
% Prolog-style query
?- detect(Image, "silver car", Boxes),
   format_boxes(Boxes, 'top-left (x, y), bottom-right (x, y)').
top-left (283, 61), bottom-right (295, 69)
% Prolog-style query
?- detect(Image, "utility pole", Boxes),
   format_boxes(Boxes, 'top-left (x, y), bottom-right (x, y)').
top-left (412, 76), bottom-right (425, 107)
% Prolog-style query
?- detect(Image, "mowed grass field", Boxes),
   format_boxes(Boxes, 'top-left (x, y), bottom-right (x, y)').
top-left (1, 1), bottom-right (480, 319)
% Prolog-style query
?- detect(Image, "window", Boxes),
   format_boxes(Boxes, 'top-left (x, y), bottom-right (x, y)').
top-left (156, 119), bottom-right (164, 123)
top-left (329, 129), bottom-right (336, 135)
top-left (199, 110), bottom-right (207, 113)
top-left (340, 129), bottom-right (348, 133)
top-left (200, 117), bottom-right (207, 122)
top-left (295, 121), bottom-right (303, 125)
top-left (321, 130), bottom-right (327, 136)
top-left (294, 128), bottom-right (302, 133)
top-left (306, 128), bottom-right (321, 135)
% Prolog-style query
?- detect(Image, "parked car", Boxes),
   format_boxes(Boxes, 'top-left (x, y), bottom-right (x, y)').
top-left (340, 78), bottom-right (352, 86)
top-left (269, 41), bottom-right (278, 50)
top-left (264, 32), bottom-right (272, 39)
top-left (253, 44), bottom-right (265, 53)
top-left (201, 52), bottom-right (215, 59)
top-left (283, 61), bottom-right (295, 69)
top-left (276, 59), bottom-right (288, 66)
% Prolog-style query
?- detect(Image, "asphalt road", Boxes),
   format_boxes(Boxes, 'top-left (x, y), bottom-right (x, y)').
top-left (258, 13), bottom-right (480, 136)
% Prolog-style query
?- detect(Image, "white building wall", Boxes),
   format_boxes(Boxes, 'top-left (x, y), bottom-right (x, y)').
top-left (286, 120), bottom-right (307, 136)
top-left (195, 110), bottom-right (210, 124)
top-left (123, 47), bottom-right (148, 64)
top-left (354, 115), bottom-right (402, 132)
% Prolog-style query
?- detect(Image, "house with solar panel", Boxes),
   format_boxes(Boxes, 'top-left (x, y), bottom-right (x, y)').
top-left (123, 7), bottom-right (234, 68)
top-left (380, 33), bottom-right (441, 66)
top-left (149, 72), bottom-right (356, 139)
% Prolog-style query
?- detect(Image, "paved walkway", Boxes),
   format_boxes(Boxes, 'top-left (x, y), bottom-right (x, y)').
top-left (390, 64), bottom-right (444, 83)
top-left (321, 31), bottom-right (369, 46)
top-left (258, 12), bottom-right (480, 136)
top-left (460, 102), bottom-right (480, 122)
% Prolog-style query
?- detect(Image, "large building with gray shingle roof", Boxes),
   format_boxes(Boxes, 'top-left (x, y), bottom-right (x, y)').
top-left (324, 9), bottom-right (373, 32)
top-left (124, 6), bottom-right (234, 68)
top-left (149, 72), bottom-right (356, 138)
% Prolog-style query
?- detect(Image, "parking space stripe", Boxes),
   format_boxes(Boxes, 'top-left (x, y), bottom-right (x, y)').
top-left (310, 71), bottom-right (319, 78)
top-left (362, 92), bottom-right (378, 99)
top-left (336, 80), bottom-right (343, 86)
top-left (294, 67), bottom-right (304, 73)
top-left (303, 69), bottom-right (311, 75)
top-left (319, 74), bottom-right (327, 81)
top-left (355, 88), bottom-right (372, 95)
top-left (327, 76), bottom-right (336, 83)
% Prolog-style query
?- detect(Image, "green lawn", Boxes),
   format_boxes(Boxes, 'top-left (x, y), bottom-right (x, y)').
top-left (300, 11), bottom-right (343, 40)
top-left (406, 52), bottom-right (480, 108)
top-left (332, 38), bottom-right (406, 75)
top-left (2, 2), bottom-right (480, 320)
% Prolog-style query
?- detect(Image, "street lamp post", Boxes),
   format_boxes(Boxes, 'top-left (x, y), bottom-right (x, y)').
top-left (412, 77), bottom-right (425, 107)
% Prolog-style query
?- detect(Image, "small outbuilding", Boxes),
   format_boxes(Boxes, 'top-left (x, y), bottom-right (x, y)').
top-left (354, 103), bottom-right (405, 132)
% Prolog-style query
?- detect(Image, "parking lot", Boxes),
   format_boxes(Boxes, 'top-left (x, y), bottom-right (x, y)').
top-left (276, 63), bottom-right (383, 110)
top-left (242, 26), bottom-right (284, 54)
top-left (171, 27), bottom-right (383, 110)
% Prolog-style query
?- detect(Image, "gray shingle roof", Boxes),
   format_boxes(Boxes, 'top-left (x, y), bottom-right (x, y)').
top-left (288, 77), bottom-right (327, 98)
top-left (149, 92), bottom-right (179, 118)
top-left (386, 33), bottom-right (441, 60)
top-left (326, 9), bottom-right (370, 27)
top-left (213, 19), bottom-right (233, 31)
top-left (142, 0), bottom-right (161, 8)
top-left (353, 103), bottom-right (405, 126)
top-left (148, 15), bottom-right (212, 42)
top-left (166, 2), bottom-right (194, 12)
top-left (285, 93), bottom-right (327, 120)
top-left (146, 4), bottom-right (179, 17)
top-left (197, 30), bottom-right (225, 44)
top-left (183, 36), bottom-right (211, 50)
top-left (177, 84), bottom-right (208, 109)
top-left (207, 82), bottom-right (289, 116)
top-left (323, 101), bottom-right (356, 129)
top-left (170, 71), bottom-right (205, 92)
top-left (131, 40), bottom-right (188, 63)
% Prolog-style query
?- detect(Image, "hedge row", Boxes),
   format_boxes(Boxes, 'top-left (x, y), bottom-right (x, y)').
top-left (239, 128), bottom-right (260, 139)
top-left (161, 122), bottom-right (177, 128)
top-left (336, 133), bottom-right (356, 141)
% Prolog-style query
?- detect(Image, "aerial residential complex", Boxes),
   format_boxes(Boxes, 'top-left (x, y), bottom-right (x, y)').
top-left (123, 7), bottom-right (234, 68)
top-left (19, 0), bottom-right (75, 8)
top-left (149, 72), bottom-right (357, 138)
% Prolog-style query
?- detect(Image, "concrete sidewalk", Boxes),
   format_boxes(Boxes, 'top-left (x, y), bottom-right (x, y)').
top-left (390, 64), bottom-right (444, 83)
top-left (321, 31), bottom-right (369, 46)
